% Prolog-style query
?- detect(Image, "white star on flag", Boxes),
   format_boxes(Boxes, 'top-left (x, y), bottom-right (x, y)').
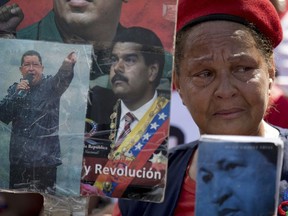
top-left (134, 143), bottom-right (143, 150)
top-left (149, 151), bottom-right (167, 163)
top-left (158, 112), bottom-right (167, 120)
top-left (150, 122), bottom-right (159, 130)
top-left (142, 133), bottom-right (151, 141)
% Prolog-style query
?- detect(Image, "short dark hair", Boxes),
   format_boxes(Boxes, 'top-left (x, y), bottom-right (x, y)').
top-left (21, 50), bottom-right (42, 66)
top-left (112, 26), bottom-right (165, 87)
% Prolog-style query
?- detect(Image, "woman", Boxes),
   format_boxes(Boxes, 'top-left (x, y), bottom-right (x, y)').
top-left (114, 0), bottom-right (288, 215)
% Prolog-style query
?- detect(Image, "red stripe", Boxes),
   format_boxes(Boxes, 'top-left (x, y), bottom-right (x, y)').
top-left (112, 119), bottom-right (169, 197)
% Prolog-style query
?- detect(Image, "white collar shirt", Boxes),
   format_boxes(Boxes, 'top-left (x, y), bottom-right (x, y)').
top-left (117, 92), bottom-right (158, 140)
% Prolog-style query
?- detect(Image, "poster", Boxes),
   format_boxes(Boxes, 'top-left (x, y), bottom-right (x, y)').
top-left (196, 135), bottom-right (284, 216)
top-left (80, 2), bottom-right (175, 202)
top-left (0, 0), bottom-right (177, 204)
top-left (0, 39), bottom-right (91, 195)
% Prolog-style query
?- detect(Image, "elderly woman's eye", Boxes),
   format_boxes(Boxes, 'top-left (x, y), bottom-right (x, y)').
top-left (195, 71), bottom-right (213, 78)
top-left (233, 66), bottom-right (257, 82)
top-left (190, 70), bottom-right (214, 87)
top-left (235, 66), bottom-right (252, 73)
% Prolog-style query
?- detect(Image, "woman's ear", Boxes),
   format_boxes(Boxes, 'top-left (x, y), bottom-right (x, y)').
top-left (173, 69), bottom-right (186, 105)
top-left (173, 69), bottom-right (181, 93)
top-left (267, 56), bottom-right (276, 94)
top-left (268, 56), bottom-right (276, 81)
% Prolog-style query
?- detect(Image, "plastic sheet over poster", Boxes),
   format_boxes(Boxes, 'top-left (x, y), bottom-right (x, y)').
top-left (0, 39), bottom-right (92, 195)
top-left (0, 1), bottom-right (177, 213)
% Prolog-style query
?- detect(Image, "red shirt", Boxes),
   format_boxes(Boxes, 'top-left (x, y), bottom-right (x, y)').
top-left (174, 165), bottom-right (196, 215)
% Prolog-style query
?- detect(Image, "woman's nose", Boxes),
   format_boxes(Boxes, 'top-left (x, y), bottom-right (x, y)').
top-left (214, 73), bottom-right (237, 99)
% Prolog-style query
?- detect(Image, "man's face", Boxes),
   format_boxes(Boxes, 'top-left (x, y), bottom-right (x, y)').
top-left (20, 55), bottom-right (44, 86)
top-left (175, 21), bottom-right (274, 136)
top-left (197, 142), bottom-right (276, 215)
top-left (53, 0), bottom-right (122, 27)
top-left (109, 42), bottom-right (156, 104)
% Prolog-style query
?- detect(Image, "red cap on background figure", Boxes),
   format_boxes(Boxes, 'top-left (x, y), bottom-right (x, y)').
top-left (176, 0), bottom-right (283, 48)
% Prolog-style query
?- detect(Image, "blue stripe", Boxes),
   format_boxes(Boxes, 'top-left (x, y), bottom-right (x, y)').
top-left (130, 102), bottom-right (170, 157)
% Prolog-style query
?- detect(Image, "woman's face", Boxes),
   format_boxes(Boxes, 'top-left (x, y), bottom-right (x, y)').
top-left (174, 21), bottom-right (274, 136)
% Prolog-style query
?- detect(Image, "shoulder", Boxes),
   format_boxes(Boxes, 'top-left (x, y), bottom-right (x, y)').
top-left (7, 83), bottom-right (18, 94)
top-left (17, 11), bottom-right (62, 42)
top-left (276, 126), bottom-right (288, 203)
top-left (42, 75), bottom-right (53, 81)
top-left (17, 22), bottom-right (41, 40)
top-left (274, 125), bottom-right (288, 181)
top-left (35, 75), bottom-right (52, 87)
top-left (278, 127), bottom-right (288, 139)
top-left (168, 141), bottom-right (198, 157)
top-left (17, 11), bottom-right (52, 38)
top-left (167, 141), bottom-right (198, 170)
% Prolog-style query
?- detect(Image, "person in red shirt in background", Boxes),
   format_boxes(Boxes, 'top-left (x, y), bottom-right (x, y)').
top-left (265, 83), bottom-right (288, 128)
top-left (264, 0), bottom-right (288, 129)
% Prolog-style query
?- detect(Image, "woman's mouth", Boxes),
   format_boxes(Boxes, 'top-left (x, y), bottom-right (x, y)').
top-left (213, 108), bottom-right (244, 119)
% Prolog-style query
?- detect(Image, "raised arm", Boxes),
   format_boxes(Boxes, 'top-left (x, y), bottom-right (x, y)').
top-left (51, 51), bottom-right (77, 96)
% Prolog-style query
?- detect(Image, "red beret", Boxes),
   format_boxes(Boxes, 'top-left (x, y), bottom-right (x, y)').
top-left (177, 0), bottom-right (283, 48)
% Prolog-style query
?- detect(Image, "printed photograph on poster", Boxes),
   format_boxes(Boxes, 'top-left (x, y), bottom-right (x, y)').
top-left (196, 135), bottom-right (284, 216)
top-left (0, 0), bottom-right (177, 202)
top-left (0, 38), bottom-right (92, 196)
top-left (81, 26), bottom-right (171, 202)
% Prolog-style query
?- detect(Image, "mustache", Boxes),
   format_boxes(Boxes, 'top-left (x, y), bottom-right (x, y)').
top-left (111, 73), bottom-right (129, 84)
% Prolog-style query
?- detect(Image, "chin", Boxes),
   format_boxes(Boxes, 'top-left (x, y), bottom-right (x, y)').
top-left (204, 126), bottom-right (251, 136)
top-left (66, 13), bottom-right (90, 22)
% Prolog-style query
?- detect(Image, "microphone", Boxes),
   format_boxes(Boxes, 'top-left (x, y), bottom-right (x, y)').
top-left (17, 74), bottom-right (34, 98)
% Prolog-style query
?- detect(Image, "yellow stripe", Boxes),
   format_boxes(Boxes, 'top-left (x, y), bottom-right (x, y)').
top-left (113, 96), bottom-right (169, 156)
